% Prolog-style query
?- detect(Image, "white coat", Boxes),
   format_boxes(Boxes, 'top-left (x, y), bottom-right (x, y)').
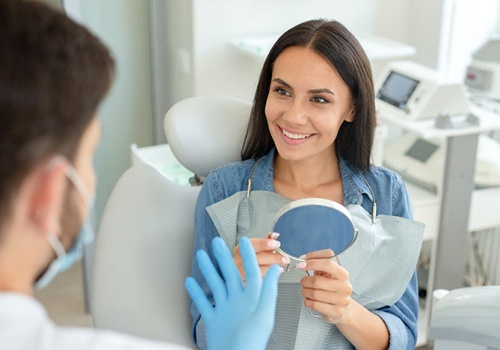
top-left (0, 293), bottom-right (189, 350)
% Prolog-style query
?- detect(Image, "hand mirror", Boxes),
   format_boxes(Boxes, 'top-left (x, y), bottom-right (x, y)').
top-left (271, 198), bottom-right (357, 317)
top-left (272, 198), bottom-right (357, 266)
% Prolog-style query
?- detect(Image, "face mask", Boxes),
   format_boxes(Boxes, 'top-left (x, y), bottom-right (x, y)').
top-left (35, 163), bottom-right (95, 290)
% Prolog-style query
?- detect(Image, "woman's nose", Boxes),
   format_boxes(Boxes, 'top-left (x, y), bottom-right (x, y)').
top-left (283, 99), bottom-right (307, 125)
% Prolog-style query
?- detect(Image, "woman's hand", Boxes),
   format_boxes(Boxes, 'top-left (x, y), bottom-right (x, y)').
top-left (233, 233), bottom-right (290, 281)
top-left (297, 250), bottom-right (353, 324)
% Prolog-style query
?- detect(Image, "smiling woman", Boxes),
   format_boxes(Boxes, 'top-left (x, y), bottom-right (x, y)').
top-left (242, 20), bottom-right (375, 174)
top-left (191, 19), bottom-right (423, 350)
top-left (265, 46), bottom-right (355, 169)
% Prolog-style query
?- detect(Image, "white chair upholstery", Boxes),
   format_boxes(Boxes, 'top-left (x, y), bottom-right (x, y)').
top-left (164, 95), bottom-right (251, 177)
top-left (429, 286), bottom-right (500, 350)
top-left (91, 164), bottom-right (200, 347)
top-left (91, 96), bottom-right (251, 347)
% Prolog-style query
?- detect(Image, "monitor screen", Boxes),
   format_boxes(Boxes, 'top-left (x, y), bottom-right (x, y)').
top-left (377, 71), bottom-right (419, 111)
top-left (405, 138), bottom-right (438, 163)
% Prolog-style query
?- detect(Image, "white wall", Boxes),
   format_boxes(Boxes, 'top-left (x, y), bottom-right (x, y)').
top-left (373, 0), bottom-right (411, 43)
top-left (440, 0), bottom-right (500, 80)
top-left (75, 0), bottom-right (154, 222)
top-left (171, 0), bottom-right (378, 103)
top-left (407, 0), bottom-right (447, 69)
top-left (375, 0), bottom-right (500, 79)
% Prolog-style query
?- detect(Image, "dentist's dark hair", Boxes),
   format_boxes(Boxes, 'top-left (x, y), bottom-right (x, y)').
top-left (241, 19), bottom-right (375, 170)
top-left (0, 0), bottom-right (115, 229)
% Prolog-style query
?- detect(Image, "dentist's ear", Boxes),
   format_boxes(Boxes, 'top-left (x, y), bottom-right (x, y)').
top-left (30, 157), bottom-right (69, 237)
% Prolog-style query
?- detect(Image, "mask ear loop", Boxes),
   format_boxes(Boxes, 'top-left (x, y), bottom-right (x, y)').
top-left (65, 167), bottom-right (92, 205)
top-left (47, 234), bottom-right (67, 258)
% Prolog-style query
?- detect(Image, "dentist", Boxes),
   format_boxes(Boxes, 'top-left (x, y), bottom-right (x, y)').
top-left (0, 0), bottom-right (280, 349)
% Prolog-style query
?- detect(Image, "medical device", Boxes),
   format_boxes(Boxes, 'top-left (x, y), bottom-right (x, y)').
top-left (465, 37), bottom-right (500, 101)
top-left (376, 60), bottom-right (500, 191)
top-left (376, 60), bottom-right (471, 121)
top-left (384, 132), bottom-right (500, 192)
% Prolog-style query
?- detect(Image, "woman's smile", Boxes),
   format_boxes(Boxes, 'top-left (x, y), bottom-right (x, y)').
top-left (279, 126), bottom-right (315, 145)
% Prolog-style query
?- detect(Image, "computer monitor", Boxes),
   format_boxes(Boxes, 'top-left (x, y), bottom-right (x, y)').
top-left (376, 71), bottom-right (419, 112)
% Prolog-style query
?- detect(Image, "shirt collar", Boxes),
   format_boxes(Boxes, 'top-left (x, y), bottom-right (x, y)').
top-left (339, 157), bottom-right (374, 205)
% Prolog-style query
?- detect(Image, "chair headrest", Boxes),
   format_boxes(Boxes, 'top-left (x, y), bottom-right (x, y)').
top-left (164, 96), bottom-right (251, 177)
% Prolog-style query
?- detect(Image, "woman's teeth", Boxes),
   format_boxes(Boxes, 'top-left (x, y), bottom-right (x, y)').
top-left (282, 129), bottom-right (312, 140)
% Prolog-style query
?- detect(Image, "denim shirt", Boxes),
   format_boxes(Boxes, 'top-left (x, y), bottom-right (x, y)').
top-left (190, 148), bottom-right (419, 350)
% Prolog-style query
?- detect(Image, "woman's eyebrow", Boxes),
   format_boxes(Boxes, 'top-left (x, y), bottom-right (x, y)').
top-left (272, 78), bottom-right (292, 90)
top-left (272, 78), bottom-right (335, 96)
top-left (309, 88), bottom-right (335, 96)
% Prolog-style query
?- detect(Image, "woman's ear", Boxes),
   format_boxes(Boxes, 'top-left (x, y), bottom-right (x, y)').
top-left (29, 158), bottom-right (69, 237)
top-left (345, 106), bottom-right (356, 123)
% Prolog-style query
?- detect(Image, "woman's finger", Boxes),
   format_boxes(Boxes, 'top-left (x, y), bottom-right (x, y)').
top-left (296, 258), bottom-right (349, 280)
top-left (303, 296), bottom-right (350, 323)
top-left (234, 237), bottom-right (281, 255)
top-left (234, 239), bottom-right (289, 281)
top-left (301, 279), bottom-right (351, 300)
top-left (303, 249), bottom-right (336, 259)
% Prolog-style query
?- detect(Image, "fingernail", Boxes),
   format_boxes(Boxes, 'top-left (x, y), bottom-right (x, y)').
top-left (296, 261), bottom-right (307, 269)
top-left (298, 254), bottom-right (306, 260)
top-left (268, 240), bottom-right (281, 249)
top-left (279, 266), bottom-right (285, 274)
top-left (281, 256), bottom-right (291, 264)
top-left (271, 232), bottom-right (280, 239)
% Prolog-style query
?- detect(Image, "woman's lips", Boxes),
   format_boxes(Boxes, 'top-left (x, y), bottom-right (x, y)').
top-left (279, 126), bottom-right (314, 145)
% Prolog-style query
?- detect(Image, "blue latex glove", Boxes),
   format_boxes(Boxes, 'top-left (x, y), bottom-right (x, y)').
top-left (185, 236), bottom-right (281, 350)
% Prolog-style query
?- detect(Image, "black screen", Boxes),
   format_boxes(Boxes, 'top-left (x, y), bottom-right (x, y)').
top-left (405, 138), bottom-right (438, 163)
top-left (377, 71), bottom-right (419, 111)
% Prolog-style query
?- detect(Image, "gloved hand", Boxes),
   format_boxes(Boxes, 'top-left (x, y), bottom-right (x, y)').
top-left (185, 236), bottom-right (281, 350)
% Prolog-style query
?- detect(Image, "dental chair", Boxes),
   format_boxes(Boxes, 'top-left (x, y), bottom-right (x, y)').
top-left (91, 96), bottom-right (251, 347)
top-left (429, 286), bottom-right (500, 350)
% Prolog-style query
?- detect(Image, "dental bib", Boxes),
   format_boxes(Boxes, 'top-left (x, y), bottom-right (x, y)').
top-left (207, 190), bottom-right (424, 350)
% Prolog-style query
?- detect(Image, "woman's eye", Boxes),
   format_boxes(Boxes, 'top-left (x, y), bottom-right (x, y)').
top-left (275, 88), bottom-right (290, 96)
top-left (311, 96), bottom-right (328, 103)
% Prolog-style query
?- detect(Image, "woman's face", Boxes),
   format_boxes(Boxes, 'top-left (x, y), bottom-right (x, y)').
top-left (265, 46), bottom-right (355, 163)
